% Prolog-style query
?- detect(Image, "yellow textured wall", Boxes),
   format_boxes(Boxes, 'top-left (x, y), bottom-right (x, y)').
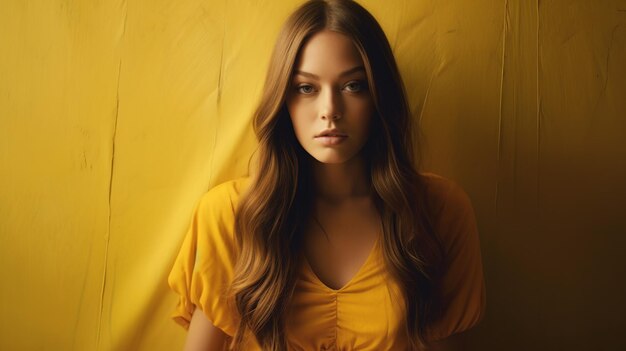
top-left (1, 1), bottom-right (625, 350)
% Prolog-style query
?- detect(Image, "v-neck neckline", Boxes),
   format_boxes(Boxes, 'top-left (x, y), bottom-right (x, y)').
top-left (302, 235), bottom-right (380, 293)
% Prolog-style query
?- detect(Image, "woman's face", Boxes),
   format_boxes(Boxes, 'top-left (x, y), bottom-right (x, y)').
top-left (286, 30), bottom-right (374, 164)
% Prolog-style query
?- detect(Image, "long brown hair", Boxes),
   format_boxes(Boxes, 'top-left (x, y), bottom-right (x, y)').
top-left (229, 1), bottom-right (443, 349)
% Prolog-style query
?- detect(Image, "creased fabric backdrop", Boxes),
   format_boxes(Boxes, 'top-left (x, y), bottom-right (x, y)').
top-left (1, 0), bottom-right (625, 350)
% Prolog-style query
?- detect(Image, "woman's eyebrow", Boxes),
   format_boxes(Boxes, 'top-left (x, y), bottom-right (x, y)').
top-left (294, 66), bottom-right (365, 79)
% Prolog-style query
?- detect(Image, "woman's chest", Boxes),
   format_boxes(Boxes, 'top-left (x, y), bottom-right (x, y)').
top-left (284, 247), bottom-right (408, 351)
top-left (303, 199), bottom-right (382, 291)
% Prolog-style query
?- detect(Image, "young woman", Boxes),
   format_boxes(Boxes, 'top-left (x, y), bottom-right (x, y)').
top-left (168, 1), bottom-right (485, 350)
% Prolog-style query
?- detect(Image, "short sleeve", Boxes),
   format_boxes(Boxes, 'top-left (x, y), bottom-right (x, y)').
top-left (167, 180), bottom-right (245, 336)
top-left (425, 176), bottom-right (486, 341)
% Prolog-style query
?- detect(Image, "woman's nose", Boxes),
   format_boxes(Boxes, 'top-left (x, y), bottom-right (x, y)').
top-left (319, 88), bottom-right (342, 120)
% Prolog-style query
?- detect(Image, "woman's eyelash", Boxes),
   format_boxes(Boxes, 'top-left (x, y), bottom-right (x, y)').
top-left (295, 84), bottom-right (315, 94)
top-left (344, 80), bottom-right (368, 92)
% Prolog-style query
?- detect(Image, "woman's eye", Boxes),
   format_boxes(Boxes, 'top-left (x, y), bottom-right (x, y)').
top-left (296, 84), bottom-right (315, 94)
top-left (344, 81), bottom-right (367, 93)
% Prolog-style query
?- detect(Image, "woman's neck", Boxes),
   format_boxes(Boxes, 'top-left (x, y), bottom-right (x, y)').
top-left (310, 153), bottom-right (371, 203)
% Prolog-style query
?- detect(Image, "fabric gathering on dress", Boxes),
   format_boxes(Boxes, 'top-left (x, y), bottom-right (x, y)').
top-left (167, 172), bottom-right (486, 350)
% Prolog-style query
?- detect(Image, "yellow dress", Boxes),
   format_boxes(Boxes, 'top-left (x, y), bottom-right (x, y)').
top-left (168, 173), bottom-right (486, 350)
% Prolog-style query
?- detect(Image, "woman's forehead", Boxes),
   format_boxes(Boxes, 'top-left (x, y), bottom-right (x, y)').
top-left (292, 30), bottom-right (365, 79)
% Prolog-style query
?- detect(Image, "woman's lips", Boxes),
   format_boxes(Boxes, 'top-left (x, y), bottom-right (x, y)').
top-left (315, 135), bottom-right (347, 145)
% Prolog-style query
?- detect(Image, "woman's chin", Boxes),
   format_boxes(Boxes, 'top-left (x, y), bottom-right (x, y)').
top-left (309, 152), bottom-right (361, 165)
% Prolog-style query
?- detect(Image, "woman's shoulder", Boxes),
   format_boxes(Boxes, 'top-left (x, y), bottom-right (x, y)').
top-left (197, 176), bottom-right (253, 210)
top-left (204, 175), bottom-right (252, 197)
top-left (418, 172), bottom-right (477, 245)
top-left (419, 172), bottom-right (472, 214)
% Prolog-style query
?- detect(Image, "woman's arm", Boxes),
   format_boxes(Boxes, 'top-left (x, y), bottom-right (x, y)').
top-left (183, 307), bottom-right (229, 351)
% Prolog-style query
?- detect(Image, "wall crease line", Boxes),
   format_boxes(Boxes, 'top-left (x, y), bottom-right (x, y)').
top-left (208, 0), bottom-right (227, 187)
top-left (536, 0), bottom-right (541, 217)
top-left (496, 0), bottom-right (509, 217)
top-left (96, 1), bottom-right (128, 349)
